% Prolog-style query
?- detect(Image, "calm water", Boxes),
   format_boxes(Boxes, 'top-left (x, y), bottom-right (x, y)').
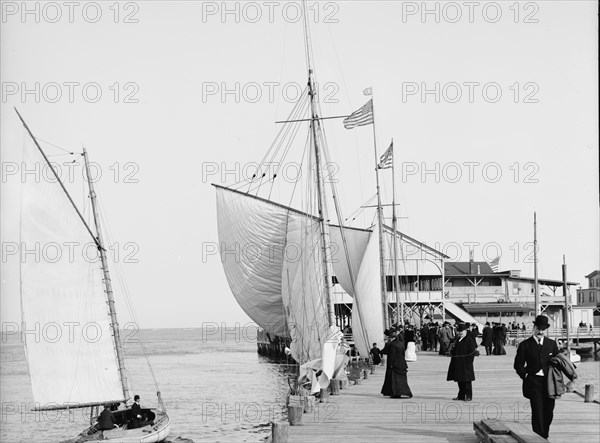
top-left (1, 328), bottom-right (598, 442)
top-left (0, 327), bottom-right (295, 443)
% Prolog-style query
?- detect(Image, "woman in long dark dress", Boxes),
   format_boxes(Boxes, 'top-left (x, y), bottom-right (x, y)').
top-left (380, 328), bottom-right (413, 398)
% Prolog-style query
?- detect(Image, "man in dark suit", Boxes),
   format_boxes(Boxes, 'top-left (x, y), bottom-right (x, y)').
top-left (481, 322), bottom-right (493, 355)
top-left (447, 323), bottom-right (477, 401)
top-left (129, 394), bottom-right (142, 429)
top-left (514, 315), bottom-right (560, 439)
top-left (370, 342), bottom-right (382, 365)
top-left (97, 404), bottom-right (118, 430)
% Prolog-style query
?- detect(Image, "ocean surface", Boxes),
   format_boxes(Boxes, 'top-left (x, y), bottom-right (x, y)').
top-left (0, 327), bottom-right (294, 443)
top-left (1, 327), bottom-right (598, 443)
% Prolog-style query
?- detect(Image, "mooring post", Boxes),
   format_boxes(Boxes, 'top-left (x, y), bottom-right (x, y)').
top-left (320, 387), bottom-right (330, 403)
top-left (330, 379), bottom-right (340, 395)
top-left (584, 385), bottom-right (594, 403)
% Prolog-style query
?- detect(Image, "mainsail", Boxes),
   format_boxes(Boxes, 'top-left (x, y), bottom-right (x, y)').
top-left (214, 185), bottom-right (371, 362)
top-left (20, 136), bottom-right (125, 409)
top-left (215, 185), bottom-right (289, 337)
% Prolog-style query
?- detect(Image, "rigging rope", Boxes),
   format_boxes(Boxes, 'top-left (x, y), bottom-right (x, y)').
top-left (96, 197), bottom-right (162, 400)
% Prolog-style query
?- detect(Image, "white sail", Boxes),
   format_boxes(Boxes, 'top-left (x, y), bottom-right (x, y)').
top-left (215, 186), bottom-right (374, 340)
top-left (215, 186), bottom-right (289, 337)
top-left (351, 221), bottom-right (386, 357)
top-left (281, 215), bottom-right (329, 363)
top-left (20, 137), bottom-right (124, 409)
top-left (329, 225), bottom-right (370, 297)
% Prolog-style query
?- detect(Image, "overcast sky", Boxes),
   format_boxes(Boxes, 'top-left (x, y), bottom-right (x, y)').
top-left (1, 1), bottom-right (598, 329)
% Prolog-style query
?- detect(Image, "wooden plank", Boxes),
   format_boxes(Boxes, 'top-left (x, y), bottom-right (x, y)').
top-left (480, 419), bottom-right (511, 434)
top-left (489, 435), bottom-right (519, 443)
top-left (503, 422), bottom-right (548, 443)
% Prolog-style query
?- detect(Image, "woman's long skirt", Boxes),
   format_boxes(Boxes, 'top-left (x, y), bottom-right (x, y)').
top-left (381, 368), bottom-right (413, 398)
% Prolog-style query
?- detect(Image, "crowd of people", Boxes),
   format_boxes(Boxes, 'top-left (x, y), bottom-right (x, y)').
top-left (359, 315), bottom-right (576, 440)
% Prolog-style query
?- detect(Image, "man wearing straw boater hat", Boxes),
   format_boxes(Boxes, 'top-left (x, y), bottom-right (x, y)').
top-left (514, 315), bottom-right (560, 439)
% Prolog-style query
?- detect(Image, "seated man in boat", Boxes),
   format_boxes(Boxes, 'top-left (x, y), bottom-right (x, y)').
top-left (98, 404), bottom-right (119, 430)
top-left (129, 395), bottom-right (143, 429)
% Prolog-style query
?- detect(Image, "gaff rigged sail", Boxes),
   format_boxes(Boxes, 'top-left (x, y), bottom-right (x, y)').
top-left (20, 136), bottom-right (124, 409)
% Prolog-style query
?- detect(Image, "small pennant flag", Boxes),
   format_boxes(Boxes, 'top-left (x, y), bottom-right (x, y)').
top-left (363, 87), bottom-right (372, 96)
top-left (343, 99), bottom-right (374, 129)
top-left (378, 141), bottom-right (393, 169)
top-left (490, 256), bottom-right (500, 272)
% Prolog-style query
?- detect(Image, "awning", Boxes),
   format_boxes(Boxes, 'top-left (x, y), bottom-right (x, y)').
top-left (461, 303), bottom-right (535, 314)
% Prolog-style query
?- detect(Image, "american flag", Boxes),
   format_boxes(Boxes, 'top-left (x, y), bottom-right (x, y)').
top-left (378, 142), bottom-right (393, 169)
top-left (343, 99), bottom-right (373, 129)
top-left (490, 256), bottom-right (500, 272)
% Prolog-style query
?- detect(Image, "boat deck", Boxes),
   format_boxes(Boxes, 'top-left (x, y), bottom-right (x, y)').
top-left (286, 345), bottom-right (599, 442)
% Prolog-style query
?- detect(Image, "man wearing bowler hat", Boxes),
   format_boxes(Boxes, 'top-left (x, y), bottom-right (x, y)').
top-left (447, 322), bottom-right (477, 401)
top-left (514, 315), bottom-right (560, 439)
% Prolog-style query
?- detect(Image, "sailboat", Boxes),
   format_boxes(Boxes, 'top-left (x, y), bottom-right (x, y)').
top-left (15, 109), bottom-right (170, 442)
top-left (213, 4), bottom-right (389, 394)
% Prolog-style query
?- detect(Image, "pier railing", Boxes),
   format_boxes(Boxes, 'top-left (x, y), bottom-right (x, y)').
top-left (507, 327), bottom-right (600, 345)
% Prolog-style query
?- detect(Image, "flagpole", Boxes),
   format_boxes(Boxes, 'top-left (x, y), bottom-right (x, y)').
top-left (370, 91), bottom-right (389, 329)
top-left (390, 140), bottom-right (403, 326)
top-left (534, 212), bottom-right (539, 316)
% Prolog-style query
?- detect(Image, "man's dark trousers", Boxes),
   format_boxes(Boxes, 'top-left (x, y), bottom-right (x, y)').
top-left (528, 375), bottom-right (555, 438)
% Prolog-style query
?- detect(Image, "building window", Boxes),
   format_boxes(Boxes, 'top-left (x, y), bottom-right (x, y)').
top-left (590, 292), bottom-right (596, 303)
top-left (579, 293), bottom-right (584, 303)
top-left (596, 278), bottom-right (599, 288)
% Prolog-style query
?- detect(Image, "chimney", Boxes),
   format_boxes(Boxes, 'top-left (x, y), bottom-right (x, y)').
top-left (469, 250), bottom-right (474, 274)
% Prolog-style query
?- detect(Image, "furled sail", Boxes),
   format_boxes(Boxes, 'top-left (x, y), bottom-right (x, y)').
top-left (281, 215), bottom-right (329, 363)
top-left (351, 219), bottom-right (385, 357)
top-left (20, 137), bottom-right (124, 409)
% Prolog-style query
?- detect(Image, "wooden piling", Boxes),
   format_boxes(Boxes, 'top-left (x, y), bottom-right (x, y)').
top-left (287, 405), bottom-right (303, 426)
top-left (272, 421), bottom-right (289, 442)
top-left (363, 369), bottom-right (368, 379)
top-left (330, 379), bottom-right (340, 395)
top-left (319, 387), bottom-right (330, 403)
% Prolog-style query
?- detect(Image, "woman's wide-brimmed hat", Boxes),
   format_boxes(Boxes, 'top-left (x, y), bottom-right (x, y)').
top-left (533, 315), bottom-right (550, 330)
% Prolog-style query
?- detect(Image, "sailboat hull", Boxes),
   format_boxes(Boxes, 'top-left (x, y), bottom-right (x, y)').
top-left (66, 410), bottom-right (170, 443)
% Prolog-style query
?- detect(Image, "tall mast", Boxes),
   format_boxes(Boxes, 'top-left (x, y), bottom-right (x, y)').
top-left (83, 147), bottom-right (130, 402)
top-left (534, 212), bottom-right (539, 316)
top-left (371, 93), bottom-right (389, 329)
top-left (302, 4), bottom-right (335, 327)
top-left (390, 140), bottom-right (402, 326)
top-left (14, 108), bottom-right (100, 249)
top-left (562, 255), bottom-right (570, 354)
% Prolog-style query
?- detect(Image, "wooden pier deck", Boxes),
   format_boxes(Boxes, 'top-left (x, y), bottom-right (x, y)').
top-left (286, 346), bottom-right (599, 443)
